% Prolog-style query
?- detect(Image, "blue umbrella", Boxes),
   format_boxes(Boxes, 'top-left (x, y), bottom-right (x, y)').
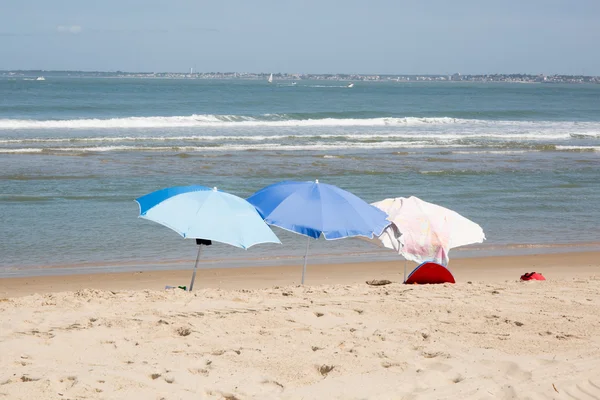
top-left (247, 180), bottom-right (390, 284)
top-left (136, 185), bottom-right (281, 291)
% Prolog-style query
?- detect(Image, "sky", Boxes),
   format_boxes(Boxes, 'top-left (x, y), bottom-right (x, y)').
top-left (1, 0), bottom-right (599, 75)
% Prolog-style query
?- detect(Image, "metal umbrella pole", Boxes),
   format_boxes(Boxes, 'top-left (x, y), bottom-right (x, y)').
top-left (189, 239), bottom-right (212, 292)
top-left (189, 245), bottom-right (203, 291)
top-left (301, 236), bottom-right (311, 285)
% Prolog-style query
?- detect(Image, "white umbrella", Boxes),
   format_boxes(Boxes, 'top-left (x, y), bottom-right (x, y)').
top-left (371, 196), bottom-right (485, 276)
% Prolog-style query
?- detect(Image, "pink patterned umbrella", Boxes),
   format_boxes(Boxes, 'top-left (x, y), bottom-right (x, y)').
top-left (372, 196), bottom-right (485, 267)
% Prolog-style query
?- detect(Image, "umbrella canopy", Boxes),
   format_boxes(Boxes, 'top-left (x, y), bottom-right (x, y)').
top-left (135, 185), bottom-right (281, 290)
top-left (371, 196), bottom-right (485, 267)
top-left (248, 180), bottom-right (390, 240)
top-left (136, 185), bottom-right (281, 249)
top-left (247, 180), bottom-right (390, 283)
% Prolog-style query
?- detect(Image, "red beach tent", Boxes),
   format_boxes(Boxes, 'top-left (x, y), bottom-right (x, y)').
top-left (404, 261), bottom-right (456, 284)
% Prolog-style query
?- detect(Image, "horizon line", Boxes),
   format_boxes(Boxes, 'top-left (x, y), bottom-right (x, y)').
top-left (1, 69), bottom-right (599, 78)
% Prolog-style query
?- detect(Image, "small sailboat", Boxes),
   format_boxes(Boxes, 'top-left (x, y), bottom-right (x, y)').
top-left (291, 82), bottom-right (297, 86)
top-left (36, 76), bottom-right (46, 81)
top-left (267, 73), bottom-right (273, 83)
top-left (347, 82), bottom-right (354, 88)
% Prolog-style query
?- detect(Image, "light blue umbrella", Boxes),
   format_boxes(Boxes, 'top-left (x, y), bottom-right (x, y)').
top-left (135, 185), bottom-right (281, 291)
top-left (247, 180), bottom-right (390, 284)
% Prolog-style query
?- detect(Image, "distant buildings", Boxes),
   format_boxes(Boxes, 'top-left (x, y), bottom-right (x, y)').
top-left (1, 70), bottom-right (599, 84)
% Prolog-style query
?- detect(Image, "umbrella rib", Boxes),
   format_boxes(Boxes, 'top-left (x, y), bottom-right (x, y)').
top-left (139, 215), bottom-right (188, 239)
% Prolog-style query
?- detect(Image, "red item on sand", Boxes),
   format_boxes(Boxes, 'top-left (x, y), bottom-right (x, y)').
top-left (520, 272), bottom-right (546, 281)
top-left (404, 262), bottom-right (456, 284)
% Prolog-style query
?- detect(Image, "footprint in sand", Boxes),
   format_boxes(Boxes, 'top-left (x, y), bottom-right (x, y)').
top-left (421, 351), bottom-right (451, 359)
top-left (188, 368), bottom-right (209, 376)
top-left (206, 390), bottom-right (241, 400)
top-left (559, 377), bottom-right (600, 399)
top-left (381, 361), bottom-right (407, 370)
top-left (19, 375), bottom-right (41, 382)
top-left (480, 360), bottom-right (533, 382)
top-left (261, 379), bottom-right (284, 390)
top-left (427, 362), bottom-right (453, 373)
top-left (317, 365), bottom-right (335, 377)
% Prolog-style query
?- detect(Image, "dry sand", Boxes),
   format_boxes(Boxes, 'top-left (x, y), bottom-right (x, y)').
top-left (1, 251), bottom-right (599, 399)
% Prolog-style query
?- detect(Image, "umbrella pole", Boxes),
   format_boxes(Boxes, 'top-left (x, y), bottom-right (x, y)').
top-left (189, 245), bottom-right (203, 292)
top-left (403, 260), bottom-right (407, 283)
top-left (301, 237), bottom-right (310, 285)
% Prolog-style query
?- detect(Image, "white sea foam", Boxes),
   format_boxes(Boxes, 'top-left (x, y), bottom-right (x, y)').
top-left (0, 142), bottom-right (478, 154)
top-left (0, 115), bottom-right (481, 130)
top-left (555, 145), bottom-right (600, 152)
top-left (451, 150), bottom-right (531, 155)
top-left (3, 115), bottom-right (600, 155)
top-left (0, 148), bottom-right (45, 153)
top-left (1, 115), bottom-right (599, 138)
top-left (570, 132), bottom-right (600, 139)
top-left (0, 131), bottom-right (585, 144)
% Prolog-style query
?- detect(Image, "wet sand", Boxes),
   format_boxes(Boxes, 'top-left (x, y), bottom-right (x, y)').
top-left (1, 251), bottom-right (598, 297)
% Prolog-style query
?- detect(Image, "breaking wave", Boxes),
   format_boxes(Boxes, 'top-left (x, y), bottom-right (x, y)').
top-left (0, 115), bottom-right (483, 129)
top-left (2, 114), bottom-right (599, 155)
top-left (0, 131), bottom-right (582, 144)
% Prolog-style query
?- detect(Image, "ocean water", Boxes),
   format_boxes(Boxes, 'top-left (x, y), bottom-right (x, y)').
top-left (1, 77), bottom-right (599, 277)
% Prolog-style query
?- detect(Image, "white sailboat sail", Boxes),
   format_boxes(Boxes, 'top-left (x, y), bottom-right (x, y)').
top-left (268, 73), bottom-right (273, 83)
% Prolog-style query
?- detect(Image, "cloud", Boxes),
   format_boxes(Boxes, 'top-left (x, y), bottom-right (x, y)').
top-left (0, 26), bottom-right (217, 38)
top-left (57, 25), bottom-right (83, 34)
top-left (88, 27), bottom-right (218, 34)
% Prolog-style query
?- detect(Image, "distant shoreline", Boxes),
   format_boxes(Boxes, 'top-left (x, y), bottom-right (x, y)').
top-left (2, 70), bottom-right (599, 84)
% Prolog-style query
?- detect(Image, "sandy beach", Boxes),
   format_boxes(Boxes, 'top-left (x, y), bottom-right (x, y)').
top-left (1, 251), bottom-right (599, 399)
